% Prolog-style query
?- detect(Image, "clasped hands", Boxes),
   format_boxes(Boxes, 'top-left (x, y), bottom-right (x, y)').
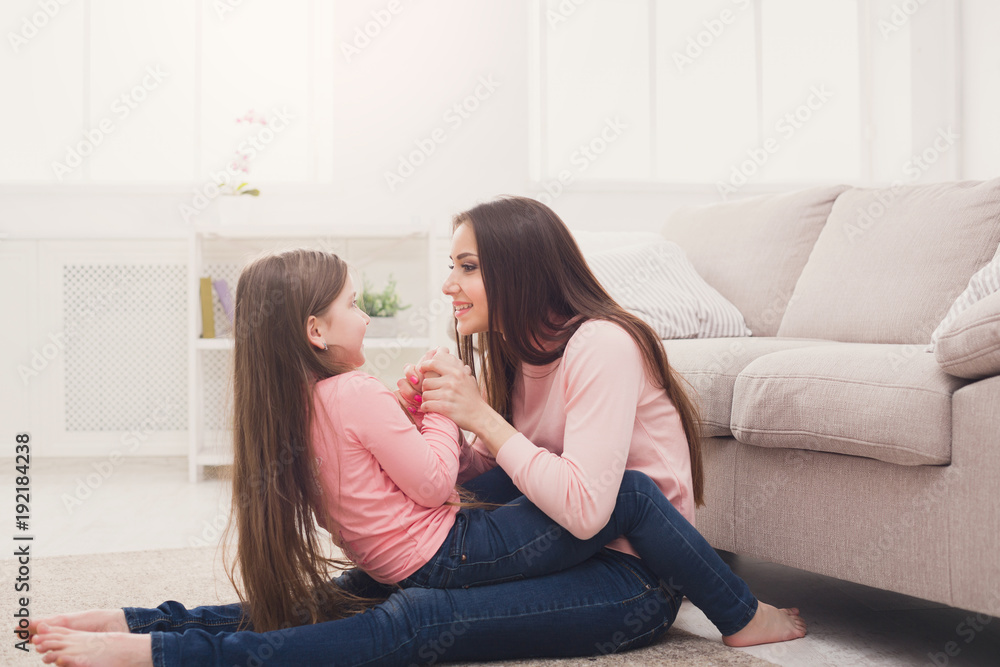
top-left (395, 347), bottom-right (483, 432)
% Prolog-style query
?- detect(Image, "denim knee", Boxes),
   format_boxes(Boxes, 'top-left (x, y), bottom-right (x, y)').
top-left (618, 469), bottom-right (658, 496)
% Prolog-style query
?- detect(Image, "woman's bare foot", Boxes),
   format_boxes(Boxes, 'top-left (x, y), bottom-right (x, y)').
top-left (26, 609), bottom-right (128, 636)
top-left (722, 602), bottom-right (807, 647)
top-left (32, 623), bottom-right (152, 667)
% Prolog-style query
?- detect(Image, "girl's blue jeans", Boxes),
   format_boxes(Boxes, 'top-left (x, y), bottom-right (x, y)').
top-left (122, 468), bottom-right (750, 666)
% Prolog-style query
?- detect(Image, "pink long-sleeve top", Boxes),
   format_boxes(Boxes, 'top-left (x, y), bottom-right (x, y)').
top-left (309, 371), bottom-right (462, 584)
top-left (459, 319), bottom-right (695, 557)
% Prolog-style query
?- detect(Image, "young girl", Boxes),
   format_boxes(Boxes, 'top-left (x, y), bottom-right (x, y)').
top-left (31, 210), bottom-right (804, 666)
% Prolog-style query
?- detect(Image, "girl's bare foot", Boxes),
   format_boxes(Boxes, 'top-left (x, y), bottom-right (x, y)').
top-left (723, 602), bottom-right (807, 647)
top-left (32, 623), bottom-right (152, 667)
top-left (26, 609), bottom-right (128, 636)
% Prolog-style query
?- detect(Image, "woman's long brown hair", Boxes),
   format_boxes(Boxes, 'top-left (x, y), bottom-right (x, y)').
top-left (222, 249), bottom-right (373, 632)
top-left (453, 196), bottom-right (705, 506)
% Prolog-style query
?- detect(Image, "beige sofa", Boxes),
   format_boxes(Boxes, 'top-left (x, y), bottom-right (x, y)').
top-left (657, 180), bottom-right (1000, 618)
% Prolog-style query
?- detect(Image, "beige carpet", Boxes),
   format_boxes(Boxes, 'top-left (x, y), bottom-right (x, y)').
top-left (2, 547), bottom-right (777, 666)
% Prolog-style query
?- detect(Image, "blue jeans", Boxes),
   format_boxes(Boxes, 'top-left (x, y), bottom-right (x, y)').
top-left (120, 468), bottom-right (743, 666)
top-left (125, 551), bottom-right (679, 666)
top-left (400, 468), bottom-right (757, 636)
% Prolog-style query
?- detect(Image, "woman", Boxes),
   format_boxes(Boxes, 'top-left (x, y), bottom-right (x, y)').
top-left (29, 197), bottom-right (803, 666)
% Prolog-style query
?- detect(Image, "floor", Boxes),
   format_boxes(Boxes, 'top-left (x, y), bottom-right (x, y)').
top-left (5, 457), bottom-right (999, 666)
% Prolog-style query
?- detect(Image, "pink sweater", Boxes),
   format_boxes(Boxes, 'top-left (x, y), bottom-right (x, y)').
top-left (309, 371), bottom-right (462, 584)
top-left (459, 319), bottom-right (695, 557)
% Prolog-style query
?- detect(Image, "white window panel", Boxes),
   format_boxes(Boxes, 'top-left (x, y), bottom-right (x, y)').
top-left (868, 0), bottom-right (912, 183)
top-left (544, 0), bottom-right (651, 181)
top-left (759, 0), bottom-right (861, 182)
top-left (656, 0), bottom-right (757, 183)
top-left (0, 0), bottom-right (86, 181)
top-left (200, 0), bottom-right (311, 183)
top-left (960, 0), bottom-right (999, 180)
top-left (88, 0), bottom-right (197, 182)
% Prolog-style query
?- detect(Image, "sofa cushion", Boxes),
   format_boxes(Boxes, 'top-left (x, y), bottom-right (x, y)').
top-left (935, 290), bottom-right (1000, 380)
top-left (587, 241), bottom-right (752, 339)
top-left (663, 337), bottom-right (836, 438)
top-left (730, 343), bottom-right (970, 466)
top-left (777, 178), bottom-right (1000, 344)
top-left (661, 184), bottom-right (848, 337)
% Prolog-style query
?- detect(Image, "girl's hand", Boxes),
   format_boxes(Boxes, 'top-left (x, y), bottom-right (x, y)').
top-left (395, 347), bottom-right (446, 416)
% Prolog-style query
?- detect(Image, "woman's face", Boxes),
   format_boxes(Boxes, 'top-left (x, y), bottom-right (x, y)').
top-left (443, 222), bottom-right (491, 336)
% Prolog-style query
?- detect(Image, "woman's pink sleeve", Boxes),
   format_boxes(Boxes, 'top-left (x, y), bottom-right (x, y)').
top-left (494, 323), bottom-right (643, 539)
top-left (457, 435), bottom-right (497, 482)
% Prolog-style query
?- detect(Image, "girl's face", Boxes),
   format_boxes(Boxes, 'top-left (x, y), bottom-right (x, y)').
top-left (443, 223), bottom-right (491, 336)
top-left (316, 275), bottom-right (370, 367)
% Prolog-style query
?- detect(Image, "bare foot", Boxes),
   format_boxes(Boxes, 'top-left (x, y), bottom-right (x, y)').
top-left (25, 609), bottom-right (128, 636)
top-left (32, 623), bottom-right (152, 667)
top-left (722, 602), bottom-right (807, 647)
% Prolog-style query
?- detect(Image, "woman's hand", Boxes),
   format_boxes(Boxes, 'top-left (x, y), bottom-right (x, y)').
top-left (395, 347), bottom-right (445, 417)
top-left (418, 352), bottom-right (517, 456)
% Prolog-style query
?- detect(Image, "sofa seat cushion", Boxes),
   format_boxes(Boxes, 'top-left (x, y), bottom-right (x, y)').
top-left (663, 337), bottom-right (835, 438)
top-left (730, 343), bottom-right (970, 465)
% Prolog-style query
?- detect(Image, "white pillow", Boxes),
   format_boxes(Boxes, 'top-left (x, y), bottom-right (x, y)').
top-left (927, 243), bottom-right (1000, 352)
top-left (585, 240), bottom-right (752, 339)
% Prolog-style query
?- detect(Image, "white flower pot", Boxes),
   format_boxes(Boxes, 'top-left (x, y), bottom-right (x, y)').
top-left (217, 195), bottom-right (258, 226)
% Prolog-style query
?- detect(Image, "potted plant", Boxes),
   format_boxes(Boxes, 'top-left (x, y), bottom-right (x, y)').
top-left (217, 110), bottom-right (263, 226)
top-left (359, 275), bottom-right (410, 338)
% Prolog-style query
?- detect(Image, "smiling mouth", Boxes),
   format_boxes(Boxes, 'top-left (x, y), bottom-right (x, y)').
top-left (454, 304), bottom-right (472, 316)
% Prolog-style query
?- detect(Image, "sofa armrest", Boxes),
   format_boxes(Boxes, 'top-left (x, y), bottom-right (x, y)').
top-left (935, 290), bottom-right (1000, 379)
top-left (949, 374), bottom-right (1000, 616)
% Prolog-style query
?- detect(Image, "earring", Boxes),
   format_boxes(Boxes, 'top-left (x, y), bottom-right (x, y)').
top-left (322, 341), bottom-right (328, 351)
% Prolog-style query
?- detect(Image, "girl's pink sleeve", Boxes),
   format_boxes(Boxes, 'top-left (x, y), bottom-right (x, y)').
top-left (494, 323), bottom-right (643, 539)
top-left (341, 375), bottom-right (462, 508)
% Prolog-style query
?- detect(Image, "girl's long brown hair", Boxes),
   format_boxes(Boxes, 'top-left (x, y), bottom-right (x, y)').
top-left (453, 196), bottom-right (705, 506)
top-left (222, 249), bottom-right (372, 632)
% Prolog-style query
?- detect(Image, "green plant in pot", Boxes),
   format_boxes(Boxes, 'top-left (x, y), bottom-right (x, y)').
top-left (359, 275), bottom-right (410, 338)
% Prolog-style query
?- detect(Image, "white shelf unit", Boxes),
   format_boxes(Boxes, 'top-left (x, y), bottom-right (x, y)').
top-left (187, 224), bottom-right (440, 482)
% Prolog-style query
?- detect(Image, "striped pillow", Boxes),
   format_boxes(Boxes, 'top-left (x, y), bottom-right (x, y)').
top-left (585, 241), bottom-right (752, 339)
top-left (927, 243), bottom-right (1000, 352)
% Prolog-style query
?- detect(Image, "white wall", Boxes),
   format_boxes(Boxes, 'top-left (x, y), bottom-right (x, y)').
top-left (0, 0), bottom-right (531, 238)
top-left (2, 1), bottom-right (998, 237)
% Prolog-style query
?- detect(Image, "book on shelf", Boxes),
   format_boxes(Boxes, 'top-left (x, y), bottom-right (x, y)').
top-left (199, 277), bottom-right (215, 338)
top-left (213, 279), bottom-right (234, 325)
